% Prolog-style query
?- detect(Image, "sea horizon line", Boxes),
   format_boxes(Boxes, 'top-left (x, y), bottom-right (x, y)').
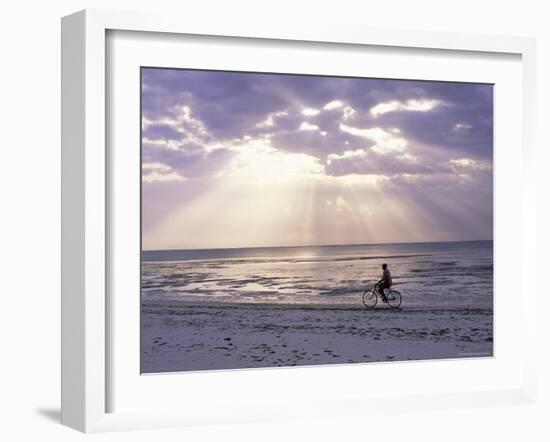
top-left (142, 238), bottom-right (493, 254)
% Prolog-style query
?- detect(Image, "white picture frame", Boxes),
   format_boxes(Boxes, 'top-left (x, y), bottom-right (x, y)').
top-left (61, 9), bottom-right (537, 433)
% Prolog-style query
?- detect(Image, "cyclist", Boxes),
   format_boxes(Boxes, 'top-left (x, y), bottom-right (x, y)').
top-left (377, 263), bottom-right (392, 302)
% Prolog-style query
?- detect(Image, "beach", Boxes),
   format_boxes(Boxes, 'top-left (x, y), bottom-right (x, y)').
top-left (141, 302), bottom-right (493, 373)
top-left (141, 241), bottom-right (493, 373)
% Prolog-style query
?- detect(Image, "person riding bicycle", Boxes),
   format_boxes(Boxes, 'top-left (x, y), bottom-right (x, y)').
top-left (377, 263), bottom-right (392, 302)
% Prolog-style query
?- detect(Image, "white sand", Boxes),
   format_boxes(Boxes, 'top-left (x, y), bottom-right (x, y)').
top-left (141, 301), bottom-right (493, 373)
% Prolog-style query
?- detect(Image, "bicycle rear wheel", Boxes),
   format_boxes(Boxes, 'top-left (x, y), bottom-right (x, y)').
top-left (386, 290), bottom-right (402, 308)
top-left (362, 289), bottom-right (378, 309)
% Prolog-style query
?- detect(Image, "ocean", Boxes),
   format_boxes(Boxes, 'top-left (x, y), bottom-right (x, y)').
top-left (141, 240), bottom-right (493, 310)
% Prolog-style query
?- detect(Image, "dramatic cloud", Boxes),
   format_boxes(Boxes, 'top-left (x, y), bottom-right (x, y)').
top-left (370, 98), bottom-right (443, 117)
top-left (299, 122), bottom-right (320, 131)
top-left (323, 100), bottom-right (343, 110)
top-left (302, 108), bottom-right (321, 116)
top-left (141, 68), bottom-right (493, 249)
top-left (338, 124), bottom-right (407, 153)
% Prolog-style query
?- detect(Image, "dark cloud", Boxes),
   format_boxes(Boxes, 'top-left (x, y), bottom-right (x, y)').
top-left (141, 67), bottom-right (493, 179)
top-left (141, 69), bottom-right (493, 247)
top-left (379, 83), bottom-right (491, 160)
top-left (143, 123), bottom-right (182, 141)
top-left (143, 142), bottom-right (234, 179)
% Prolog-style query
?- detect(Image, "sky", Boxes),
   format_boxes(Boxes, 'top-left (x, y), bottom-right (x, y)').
top-left (141, 68), bottom-right (493, 251)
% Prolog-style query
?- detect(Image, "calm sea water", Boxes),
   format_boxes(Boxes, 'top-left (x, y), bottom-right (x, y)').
top-left (141, 241), bottom-right (493, 309)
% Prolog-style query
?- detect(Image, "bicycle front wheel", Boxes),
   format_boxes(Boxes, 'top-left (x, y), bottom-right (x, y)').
top-left (362, 289), bottom-right (378, 309)
top-left (386, 290), bottom-right (402, 309)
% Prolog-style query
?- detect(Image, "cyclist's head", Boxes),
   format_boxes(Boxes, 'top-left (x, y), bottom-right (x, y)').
top-left (382, 263), bottom-right (387, 269)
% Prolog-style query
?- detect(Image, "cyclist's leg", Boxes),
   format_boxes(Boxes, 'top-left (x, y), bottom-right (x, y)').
top-left (379, 282), bottom-right (388, 301)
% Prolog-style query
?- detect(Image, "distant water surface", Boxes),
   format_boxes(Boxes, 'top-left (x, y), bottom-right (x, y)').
top-left (141, 241), bottom-right (493, 309)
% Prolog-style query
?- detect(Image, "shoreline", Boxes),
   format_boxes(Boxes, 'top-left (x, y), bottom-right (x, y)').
top-left (142, 299), bottom-right (493, 313)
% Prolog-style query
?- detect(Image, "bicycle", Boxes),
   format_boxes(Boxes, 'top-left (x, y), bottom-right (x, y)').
top-left (362, 282), bottom-right (402, 309)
